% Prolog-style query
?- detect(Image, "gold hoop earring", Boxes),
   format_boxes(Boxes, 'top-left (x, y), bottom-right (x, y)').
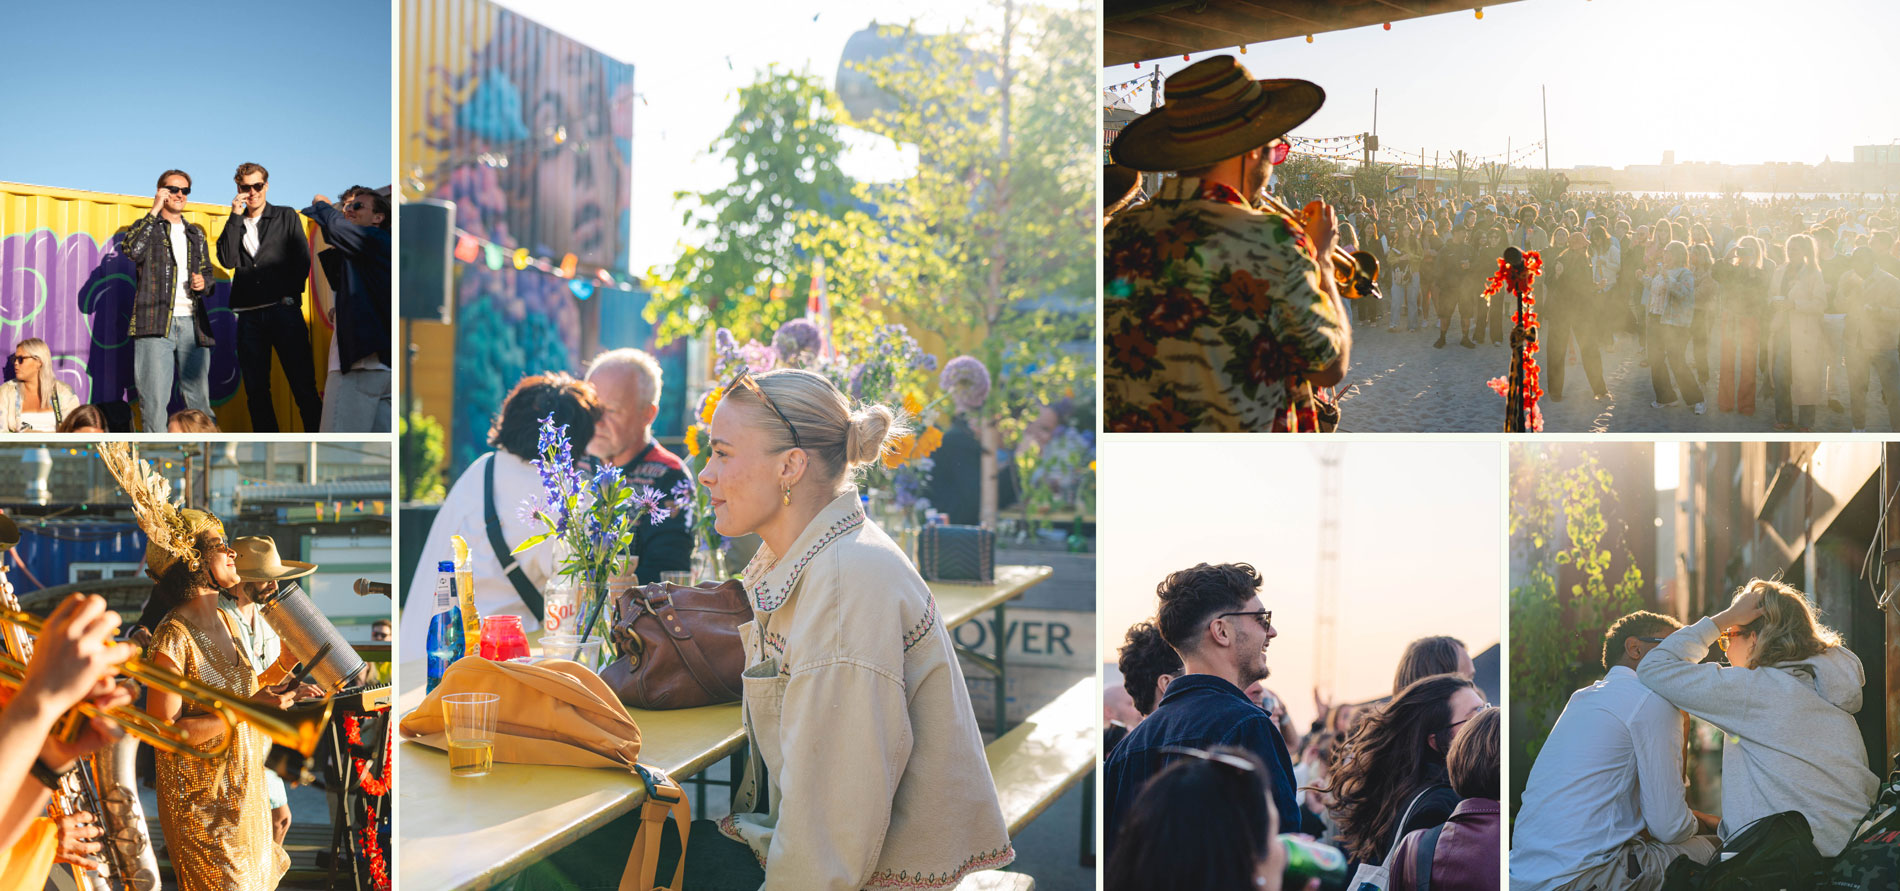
top-left (782, 487), bottom-right (792, 506)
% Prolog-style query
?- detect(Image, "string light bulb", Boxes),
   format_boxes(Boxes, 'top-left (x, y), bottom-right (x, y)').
top-left (1383, 22), bottom-right (1391, 30)
top-left (1475, 7), bottom-right (1484, 19)
top-left (1238, 44), bottom-right (1247, 54)
top-left (1306, 34), bottom-right (1314, 43)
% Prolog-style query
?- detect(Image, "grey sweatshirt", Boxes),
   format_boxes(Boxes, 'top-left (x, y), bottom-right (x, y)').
top-left (1637, 616), bottom-right (1877, 856)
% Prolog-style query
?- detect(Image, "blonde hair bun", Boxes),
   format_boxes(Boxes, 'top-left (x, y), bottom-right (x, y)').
top-left (844, 403), bottom-right (908, 468)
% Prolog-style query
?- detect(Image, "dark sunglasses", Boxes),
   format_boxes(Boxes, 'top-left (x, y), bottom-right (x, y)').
top-left (1159, 745), bottom-right (1259, 774)
top-left (723, 368), bottom-right (801, 450)
top-left (347, 200), bottom-right (370, 211)
top-left (162, 185), bottom-right (191, 196)
top-left (1444, 704), bottom-right (1495, 734)
top-left (237, 182), bottom-right (266, 193)
top-left (8, 355), bottom-right (32, 364)
top-left (1216, 609), bottom-right (1272, 630)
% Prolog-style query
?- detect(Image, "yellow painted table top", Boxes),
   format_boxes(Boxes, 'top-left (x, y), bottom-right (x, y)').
top-left (396, 564), bottom-right (1052, 891)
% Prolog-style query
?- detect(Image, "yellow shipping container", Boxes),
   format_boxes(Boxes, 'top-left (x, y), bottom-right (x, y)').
top-left (0, 180), bottom-right (336, 432)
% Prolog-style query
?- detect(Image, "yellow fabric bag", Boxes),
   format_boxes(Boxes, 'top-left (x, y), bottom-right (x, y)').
top-left (397, 657), bottom-right (691, 891)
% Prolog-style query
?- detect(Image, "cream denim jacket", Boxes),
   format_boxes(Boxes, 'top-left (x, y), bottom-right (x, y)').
top-left (718, 489), bottom-right (1013, 889)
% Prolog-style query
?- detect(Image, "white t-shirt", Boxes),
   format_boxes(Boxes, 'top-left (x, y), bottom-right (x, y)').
top-left (167, 220), bottom-right (192, 318)
top-left (242, 213), bottom-right (261, 257)
top-left (17, 410), bottom-right (55, 433)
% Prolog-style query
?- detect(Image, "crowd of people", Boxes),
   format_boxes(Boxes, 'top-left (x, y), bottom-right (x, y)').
top-left (4, 166), bottom-right (393, 435)
top-left (1278, 182), bottom-right (1900, 430)
top-left (1102, 562), bottom-right (1499, 890)
top-left (1512, 579), bottom-right (1879, 890)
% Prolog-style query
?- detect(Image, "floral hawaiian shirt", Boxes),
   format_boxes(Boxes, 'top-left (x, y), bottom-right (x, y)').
top-left (1104, 177), bottom-right (1348, 431)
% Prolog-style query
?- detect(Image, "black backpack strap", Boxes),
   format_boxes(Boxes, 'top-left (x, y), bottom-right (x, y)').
top-left (484, 454), bottom-right (544, 621)
top-left (1416, 823), bottom-right (1445, 891)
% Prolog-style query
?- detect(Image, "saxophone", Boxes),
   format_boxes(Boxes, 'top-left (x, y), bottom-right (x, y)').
top-left (0, 545), bottom-right (159, 890)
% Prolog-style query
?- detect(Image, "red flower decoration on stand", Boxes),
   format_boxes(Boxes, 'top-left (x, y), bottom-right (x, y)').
top-left (1480, 250), bottom-right (1544, 432)
top-left (345, 714), bottom-right (394, 891)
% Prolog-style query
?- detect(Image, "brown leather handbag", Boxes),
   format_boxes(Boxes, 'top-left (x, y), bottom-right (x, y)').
top-left (598, 579), bottom-right (750, 710)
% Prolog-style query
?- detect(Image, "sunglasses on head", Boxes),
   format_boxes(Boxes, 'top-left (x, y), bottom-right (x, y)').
top-left (722, 368), bottom-right (801, 450)
top-left (1158, 745), bottom-right (1259, 775)
top-left (237, 182), bottom-right (266, 193)
top-left (163, 185), bottom-right (191, 196)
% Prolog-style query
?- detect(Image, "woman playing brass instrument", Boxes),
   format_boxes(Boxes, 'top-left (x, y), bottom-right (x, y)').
top-left (99, 444), bottom-right (316, 891)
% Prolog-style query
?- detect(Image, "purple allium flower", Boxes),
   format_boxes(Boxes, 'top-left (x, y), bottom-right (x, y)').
top-left (917, 353), bottom-right (939, 372)
top-left (773, 318), bottom-right (823, 362)
top-left (940, 356), bottom-right (991, 413)
top-left (737, 339), bottom-right (778, 373)
top-left (848, 364), bottom-right (868, 400)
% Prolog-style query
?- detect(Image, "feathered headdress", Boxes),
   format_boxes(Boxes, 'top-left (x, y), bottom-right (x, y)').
top-left (98, 443), bottom-right (224, 578)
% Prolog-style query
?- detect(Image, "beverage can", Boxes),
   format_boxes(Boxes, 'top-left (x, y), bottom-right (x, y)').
top-left (1281, 834), bottom-right (1350, 891)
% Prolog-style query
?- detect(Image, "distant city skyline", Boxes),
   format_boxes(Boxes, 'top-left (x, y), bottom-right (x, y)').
top-left (1103, 0), bottom-right (1900, 172)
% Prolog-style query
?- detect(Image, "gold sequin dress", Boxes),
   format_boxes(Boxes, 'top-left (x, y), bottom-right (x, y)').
top-left (148, 611), bottom-right (290, 891)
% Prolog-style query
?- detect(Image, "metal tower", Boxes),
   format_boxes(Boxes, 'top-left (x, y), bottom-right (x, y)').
top-left (1312, 445), bottom-right (1344, 699)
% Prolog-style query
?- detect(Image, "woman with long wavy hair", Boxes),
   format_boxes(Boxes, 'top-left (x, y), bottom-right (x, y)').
top-left (1637, 579), bottom-right (1878, 857)
top-left (1323, 673), bottom-right (1486, 869)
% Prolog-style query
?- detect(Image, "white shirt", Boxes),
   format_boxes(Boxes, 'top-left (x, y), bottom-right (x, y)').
top-left (17, 410), bottom-right (55, 433)
top-left (242, 213), bottom-right (261, 258)
top-left (397, 451), bottom-right (555, 658)
top-left (167, 220), bottom-right (192, 318)
top-left (1510, 665), bottom-right (1700, 891)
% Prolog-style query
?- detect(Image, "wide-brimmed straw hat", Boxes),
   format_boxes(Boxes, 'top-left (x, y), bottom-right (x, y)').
top-left (232, 535), bottom-right (317, 581)
top-left (1111, 56), bottom-right (1324, 173)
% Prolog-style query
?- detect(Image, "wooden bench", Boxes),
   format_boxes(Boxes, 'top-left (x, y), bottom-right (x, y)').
top-left (955, 675), bottom-right (1098, 890)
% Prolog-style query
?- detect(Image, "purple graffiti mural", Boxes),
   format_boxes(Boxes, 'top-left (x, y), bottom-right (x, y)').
top-left (1, 229), bottom-right (244, 412)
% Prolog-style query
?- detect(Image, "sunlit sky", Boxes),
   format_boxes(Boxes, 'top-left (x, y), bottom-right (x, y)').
top-left (494, 0), bottom-right (1062, 274)
top-left (1101, 442), bottom-right (1501, 730)
top-left (1104, 0), bottom-right (1900, 173)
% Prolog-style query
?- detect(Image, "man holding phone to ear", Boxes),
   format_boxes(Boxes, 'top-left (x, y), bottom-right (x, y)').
top-left (217, 163), bottom-right (322, 433)
top-left (118, 169), bottom-right (217, 432)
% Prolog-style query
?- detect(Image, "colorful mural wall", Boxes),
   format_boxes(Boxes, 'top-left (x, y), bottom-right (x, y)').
top-left (0, 182), bottom-right (334, 431)
top-left (403, 0), bottom-right (673, 473)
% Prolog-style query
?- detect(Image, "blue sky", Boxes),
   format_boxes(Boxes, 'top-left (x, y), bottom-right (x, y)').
top-left (1105, 0), bottom-right (1900, 171)
top-left (0, 0), bottom-right (390, 205)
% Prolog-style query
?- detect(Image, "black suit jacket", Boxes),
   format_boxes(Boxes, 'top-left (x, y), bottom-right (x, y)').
top-left (217, 203), bottom-right (311, 310)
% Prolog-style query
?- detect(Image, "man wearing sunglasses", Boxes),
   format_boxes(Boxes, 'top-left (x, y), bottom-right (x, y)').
top-left (1103, 562), bottom-right (1300, 863)
top-left (216, 162), bottom-right (322, 432)
top-left (120, 169), bottom-right (218, 432)
top-left (305, 187), bottom-right (392, 432)
top-left (1104, 55), bottom-right (1350, 432)
top-left (1510, 611), bottom-right (1717, 891)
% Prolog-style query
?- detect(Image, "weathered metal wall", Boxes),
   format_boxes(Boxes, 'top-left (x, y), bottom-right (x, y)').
top-left (401, 0), bottom-right (658, 473)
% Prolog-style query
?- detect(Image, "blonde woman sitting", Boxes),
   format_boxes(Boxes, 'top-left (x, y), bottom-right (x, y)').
top-left (0, 339), bottom-right (80, 432)
top-left (1637, 579), bottom-right (1878, 857)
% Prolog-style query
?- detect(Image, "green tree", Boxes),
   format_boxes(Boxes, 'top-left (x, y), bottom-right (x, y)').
top-left (645, 68), bottom-right (855, 343)
top-left (1350, 161), bottom-right (1398, 201)
top-left (400, 412), bottom-right (448, 503)
top-left (795, 2), bottom-right (1095, 524)
top-left (1508, 444), bottom-right (1646, 816)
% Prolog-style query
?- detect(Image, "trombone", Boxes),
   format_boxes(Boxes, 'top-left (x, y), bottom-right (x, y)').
top-left (0, 608), bottom-right (332, 759)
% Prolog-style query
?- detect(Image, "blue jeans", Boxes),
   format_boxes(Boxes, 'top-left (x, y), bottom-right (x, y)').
top-left (134, 316), bottom-right (211, 432)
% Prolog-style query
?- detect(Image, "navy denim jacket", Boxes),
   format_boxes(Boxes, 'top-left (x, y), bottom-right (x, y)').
top-left (1102, 673), bottom-right (1299, 861)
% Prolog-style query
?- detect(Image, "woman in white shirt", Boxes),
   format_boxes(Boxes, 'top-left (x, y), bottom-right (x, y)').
top-left (0, 338), bottom-right (80, 432)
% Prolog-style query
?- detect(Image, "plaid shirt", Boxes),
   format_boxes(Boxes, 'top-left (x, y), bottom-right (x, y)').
top-left (1104, 177), bottom-right (1347, 431)
top-left (118, 214), bottom-right (216, 345)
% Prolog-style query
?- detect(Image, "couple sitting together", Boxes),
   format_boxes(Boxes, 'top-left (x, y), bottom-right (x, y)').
top-left (1513, 579), bottom-right (1878, 891)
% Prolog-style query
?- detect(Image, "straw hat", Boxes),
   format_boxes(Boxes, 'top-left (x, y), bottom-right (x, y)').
top-left (1110, 56), bottom-right (1324, 173)
top-left (232, 536), bottom-right (317, 581)
top-left (1105, 164), bottom-right (1142, 216)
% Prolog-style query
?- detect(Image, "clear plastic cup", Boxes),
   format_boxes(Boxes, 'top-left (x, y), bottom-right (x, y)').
top-left (442, 692), bottom-right (500, 778)
top-left (539, 634), bottom-right (605, 672)
top-left (659, 571), bottom-right (695, 587)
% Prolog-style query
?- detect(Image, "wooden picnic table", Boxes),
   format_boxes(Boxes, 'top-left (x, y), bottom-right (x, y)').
top-left (396, 564), bottom-right (1053, 891)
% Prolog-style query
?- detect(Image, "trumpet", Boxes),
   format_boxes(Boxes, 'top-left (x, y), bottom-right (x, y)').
top-left (0, 608), bottom-right (331, 760)
top-left (1255, 190), bottom-right (1382, 301)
